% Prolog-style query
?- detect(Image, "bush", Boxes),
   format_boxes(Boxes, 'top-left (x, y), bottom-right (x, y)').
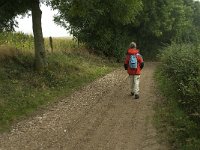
top-left (155, 70), bottom-right (200, 150)
top-left (159, 43), bottom-right (200, 122)
top-left (155, 43), bottom-right (200, 149)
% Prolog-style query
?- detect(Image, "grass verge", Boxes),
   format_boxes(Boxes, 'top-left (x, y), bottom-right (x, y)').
top-left (0, 49), bottom-right (119, 132)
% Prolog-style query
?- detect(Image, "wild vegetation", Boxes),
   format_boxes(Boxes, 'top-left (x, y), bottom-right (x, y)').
top-left (0, 33), bottom-right (118, 132)
top-left (51, 0), bottom-right (200, 60)
top-left (155, 43), bottom-right (200, 149)
top-left (0, 32), bottom-right (34, 51)
top-left (1, 0), bottom-right (200, 60)
top-left (0, 32), bottom-right (81, 52)
top-left (0, 0), bottom-right (200, 149)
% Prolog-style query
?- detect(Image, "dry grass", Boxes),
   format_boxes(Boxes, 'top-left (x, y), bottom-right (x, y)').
top-left (0, 45), bottom-right (19, 60)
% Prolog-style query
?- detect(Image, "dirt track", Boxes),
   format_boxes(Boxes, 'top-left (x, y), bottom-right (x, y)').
top-left (0, 62), bottom-right (167, 150)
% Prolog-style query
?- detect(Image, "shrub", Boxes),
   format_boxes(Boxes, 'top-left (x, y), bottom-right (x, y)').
top-left (156, 43), bottom-right (200, 149)
top-left (155, 68), bottom-right (200, 150)
top-left (159, 43), bottom-right (200, 123)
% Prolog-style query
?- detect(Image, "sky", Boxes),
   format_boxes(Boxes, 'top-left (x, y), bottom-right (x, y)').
top-left (15, 4), bottom-right (71, 38)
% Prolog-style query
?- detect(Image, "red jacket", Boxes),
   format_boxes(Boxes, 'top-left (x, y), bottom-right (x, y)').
top-left (124, 48), bottom-right (144, 75)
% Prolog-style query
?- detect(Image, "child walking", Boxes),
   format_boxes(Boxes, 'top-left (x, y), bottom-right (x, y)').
top-left (124, 42), bottom-right (144, 99)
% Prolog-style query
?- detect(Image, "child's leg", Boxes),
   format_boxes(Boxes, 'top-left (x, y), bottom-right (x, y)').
top-left (129, 75), bottom-right (134, 93)
top-left (133, 75), bottom-right (140, 95)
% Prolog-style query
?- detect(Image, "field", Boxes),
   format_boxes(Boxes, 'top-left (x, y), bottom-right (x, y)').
top-left (0, 32), bottom-right (82, 53)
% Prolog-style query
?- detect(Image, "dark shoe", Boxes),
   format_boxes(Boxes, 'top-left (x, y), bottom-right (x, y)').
top-left (131, 92), bottom-right (134, 96)
top-left (135, 94), bottom-right (139, 99)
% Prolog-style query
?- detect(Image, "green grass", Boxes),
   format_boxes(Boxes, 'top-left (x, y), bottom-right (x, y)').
top-left (0, 49), bottom-right (119, 132)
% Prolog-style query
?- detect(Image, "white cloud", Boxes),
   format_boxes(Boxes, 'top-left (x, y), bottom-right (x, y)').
top-left (15, 4), bottom-right (71, 38)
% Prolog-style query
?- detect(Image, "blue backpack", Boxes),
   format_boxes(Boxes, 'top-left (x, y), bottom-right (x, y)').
top-left (129, 54), bottom-right (138, 69)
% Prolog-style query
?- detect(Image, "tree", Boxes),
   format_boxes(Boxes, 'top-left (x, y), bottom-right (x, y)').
top-left (0, 0), bottom-right (46, 71)
top-left (51, 0), bottom-right (143, 59)
top-left (31, 0), bottom-right (46, 71)
top-left (0, 0), bottom-right (27, 31)
top-left (129, 0), bottom-right (199, 58)
top-left (51, 0), bottom-right (200, 60)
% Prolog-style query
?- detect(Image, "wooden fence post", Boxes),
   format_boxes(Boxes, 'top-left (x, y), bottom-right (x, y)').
top-left (49, 36), bottom-right (53, 53)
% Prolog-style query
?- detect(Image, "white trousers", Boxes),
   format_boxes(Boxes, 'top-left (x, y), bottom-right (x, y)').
top-left (129, 75), bottom-right (140, 95)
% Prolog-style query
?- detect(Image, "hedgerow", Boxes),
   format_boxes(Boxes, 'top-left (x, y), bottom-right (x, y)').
top-left (156, 43), bottom-right (200, 149)
top-left (159, 43), bottom-right (200, 122)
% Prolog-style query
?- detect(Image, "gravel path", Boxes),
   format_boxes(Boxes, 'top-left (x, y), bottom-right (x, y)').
top-left (0, 62), bottom-right (168, 150)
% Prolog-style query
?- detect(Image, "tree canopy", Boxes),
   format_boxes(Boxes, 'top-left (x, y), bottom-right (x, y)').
top-left (51, 0), bottom-right (200, 59)
top-left (131, 0), bottom-right (199, 57)
top-left (0, 0), bottom-right (30, 31)
top-left (51, 0), bottom-right (143, 58)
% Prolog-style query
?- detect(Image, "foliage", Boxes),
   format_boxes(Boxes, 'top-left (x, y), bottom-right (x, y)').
top-left (51, 0), bottom-right (200, 60)
top-left (155, 43), bottom-right (200, 149)
top-left (0, 47), bottom-right (117, 132)
top-left (159, 43), bottom-right (200, 120)
top-left (51, 0), bottom-right (143, 60)
top-left (155, 69), bottom-right (200, 150)
top-left (130, 0), bottom-right (199, 58)
top-left (0, 0), bottom-right (30, 31)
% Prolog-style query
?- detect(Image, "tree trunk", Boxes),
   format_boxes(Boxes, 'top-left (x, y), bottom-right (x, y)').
top-left (31, 0), bottom-right (46, 72)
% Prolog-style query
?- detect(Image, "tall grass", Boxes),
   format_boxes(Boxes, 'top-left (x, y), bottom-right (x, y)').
top-left (155, 43), bottom-right (200, 149)
top-left (44, 37), bottom-right (84, 52)
top-left (0, 32), bottom-right (34, 51)
top-left (0, 32), bottom-right (82, 53)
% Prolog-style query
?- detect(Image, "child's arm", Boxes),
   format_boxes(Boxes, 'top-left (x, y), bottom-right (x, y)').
top-left (124, 55), bottom-right (129, 70)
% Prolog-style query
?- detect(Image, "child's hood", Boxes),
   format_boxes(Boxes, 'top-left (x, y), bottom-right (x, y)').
top-left (127, 48), bottom-right (139, 55)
